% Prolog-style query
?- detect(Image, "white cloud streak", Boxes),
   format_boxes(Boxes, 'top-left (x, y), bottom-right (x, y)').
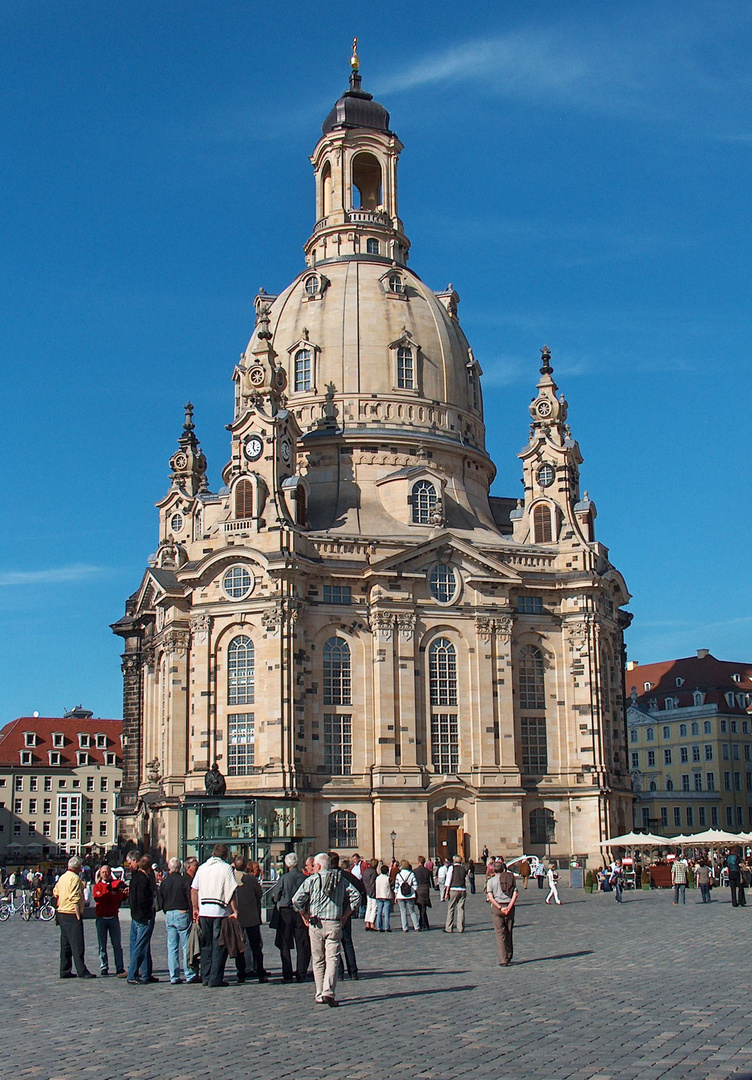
top-left (0, 565), bottom-right (104, 587)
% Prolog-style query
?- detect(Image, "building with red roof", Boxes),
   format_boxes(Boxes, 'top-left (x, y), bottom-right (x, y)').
top-left (626, 651), bottom-right (752, 836)
top-left (0, 706), bottom-right (122, 864)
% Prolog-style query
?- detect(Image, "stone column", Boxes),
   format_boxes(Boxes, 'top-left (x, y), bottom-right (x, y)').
top-left (369, 610), bottom-right (397, 770)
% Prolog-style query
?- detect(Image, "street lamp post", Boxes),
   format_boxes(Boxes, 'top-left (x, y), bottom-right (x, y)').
top-left (390, 831), bottom-right (396, 861)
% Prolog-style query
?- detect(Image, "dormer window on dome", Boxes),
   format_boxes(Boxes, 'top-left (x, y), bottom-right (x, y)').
top-left (302, 273), bottom-right (328, 301)
top-left (412, 479), bottom-right (438, 525)
top-left (381, 268), bottom-right (407, 297)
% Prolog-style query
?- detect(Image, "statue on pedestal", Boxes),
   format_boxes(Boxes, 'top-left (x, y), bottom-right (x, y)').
top-left (204, 762), bottom-right (226, 797)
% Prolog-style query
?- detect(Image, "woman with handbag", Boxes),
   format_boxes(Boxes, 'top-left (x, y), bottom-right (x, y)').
top-left (394, 860), bottom-right (420, 932)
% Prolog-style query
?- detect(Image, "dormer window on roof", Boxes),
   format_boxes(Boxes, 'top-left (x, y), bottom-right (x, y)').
top-left (76, 751), bottom-right (89, 766)
top-left (78, 733), bottom-right (91, 749)
top-left (48, 750), bottom-right (61, 765)
top-left (52, 732), bottom-right (64, 748)
top-left (676, 677), bottom-right (685, 687)
top-left (96, 734), bottom-right (107, 749)
top-left (20, 750), bottom-right (33, 765)
top-left (23, 731), bottom-right (37, 748)
top-left (732, 673), bottom-right (741, 682)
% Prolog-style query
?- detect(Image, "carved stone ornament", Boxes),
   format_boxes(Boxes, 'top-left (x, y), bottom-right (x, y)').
top-left (163, 629), bottom-right (190, 657)
top-left (141, 643), bottom-right (156, 670)
top-left (396, 612), bottom-right (416, 639)
top-left (204, 762), bottom-right (227, 797)
top-left (145, 757), bottom-right (162, 784)
top-left (262, 605), bottom-right (284, 633)
top-left (429, 497), bottom-right (445, 528)
top-left (475, 615), bottom-right (513, 643)
top-left (565, 619), bottom-right (591, 650)
top-left (121, 654), bottom-right (140, 676)
top-left (190, 612), bottom-right (211, 645)
top-left (369, 610), bottom-right (394, 641)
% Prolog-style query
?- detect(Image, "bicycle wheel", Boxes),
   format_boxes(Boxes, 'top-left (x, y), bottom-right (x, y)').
top-left (39, 903), bottom-right (56, 922)
top-left (0, 904), bottom-right (12, 922)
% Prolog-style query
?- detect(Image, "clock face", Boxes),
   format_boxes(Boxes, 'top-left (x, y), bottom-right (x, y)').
top-left (244, 435), bottom-right (263, 461)
top-left (281, 439), bottom-right (291, 463)
top-left (536, 399), bottom-right (552, 418)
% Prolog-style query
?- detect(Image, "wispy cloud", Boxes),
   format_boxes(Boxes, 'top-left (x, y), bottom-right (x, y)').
top-left (0, 565), bottom-right (104, 587)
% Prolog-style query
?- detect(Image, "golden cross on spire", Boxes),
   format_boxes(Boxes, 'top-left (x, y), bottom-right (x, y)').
top-left (350, 37), bottom-right (359, 72)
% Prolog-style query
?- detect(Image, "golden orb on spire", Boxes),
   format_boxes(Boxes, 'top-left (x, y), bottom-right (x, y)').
top-left (350, 37), bottom-right (359, 72)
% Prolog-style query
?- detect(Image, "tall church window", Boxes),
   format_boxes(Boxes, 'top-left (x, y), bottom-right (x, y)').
top-left (295, 484), bottom-right (307, 527)
top-left (321, 161), bottom-right (332, 216)
top-left (323, 637), bottom-right (351, 706)
top-left (530, 807), bottom-right (555, 846)
top-left (228, 635), bottom-right (254, 706)
top-left (397, 346), bottom-right (414, 389)
top-left (329, 809), bottom-right (357, 848)
top-left (227, 714), bottom-right (255, 775)
top-left (235, 479), bottom-right (253, 519)
top-left (294, 349), bottom-right (312, 392)
top-left (533, 503), bottom-right (553, 543)
top-left (519, 645), bottom-right (547, 773)
top-left (324, 715), bottom-right (352, 775)
top-left (412, 479), bottom-right (437, 524)
top-left (366, 238), bottom-right (380, 255)
top-left (429, 638), bottom-right (459, 772)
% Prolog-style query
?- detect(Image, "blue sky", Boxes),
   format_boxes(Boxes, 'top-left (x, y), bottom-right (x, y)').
top-left (1, 2), bottom-right (751, 721)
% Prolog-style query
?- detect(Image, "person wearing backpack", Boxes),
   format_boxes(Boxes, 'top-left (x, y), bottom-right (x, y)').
top-left (394, 860), bottom-right (420, 932)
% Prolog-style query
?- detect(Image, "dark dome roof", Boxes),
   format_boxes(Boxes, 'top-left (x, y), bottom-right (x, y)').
top-left (322, 73), bottom-right (391, 136)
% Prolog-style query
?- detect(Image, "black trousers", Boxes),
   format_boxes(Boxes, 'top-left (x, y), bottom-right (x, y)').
top-left (277, 906), bottom-right (310, 979)
top-left (417, 901), bottom-right (430, 929)
top-left (235, 925), bottom-right (265, 979)
top-left (198, 916), bottom-right (228, 986)
top-left (729, 873), bottom-right (746, 907)
top-left (337, 915), bottom-right (358, 977)
top-left (58, 913), bottom-right (87, 976)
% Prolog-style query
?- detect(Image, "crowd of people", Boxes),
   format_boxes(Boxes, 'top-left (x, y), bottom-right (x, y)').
top-left (38, 846), bottom-right (531, 1004)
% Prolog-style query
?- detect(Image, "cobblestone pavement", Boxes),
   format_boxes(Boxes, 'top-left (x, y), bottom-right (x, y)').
top-left (4, 884), bottom-right (752, 1080)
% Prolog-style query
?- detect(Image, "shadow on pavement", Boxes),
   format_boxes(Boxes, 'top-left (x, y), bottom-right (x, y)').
top-left (343, 983), bottom-right (477, 1006)
top-left (514, 950), bottom-right (594, 965)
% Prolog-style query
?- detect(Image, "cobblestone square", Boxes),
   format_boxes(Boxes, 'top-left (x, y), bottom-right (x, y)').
top-left (3, 885), bottom-right (751, 1080)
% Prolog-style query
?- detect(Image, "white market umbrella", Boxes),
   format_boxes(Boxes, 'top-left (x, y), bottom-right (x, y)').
top-left (599, 831), bottom-right (668, 847)
top-left (685, 828), bottom-right (743, 845)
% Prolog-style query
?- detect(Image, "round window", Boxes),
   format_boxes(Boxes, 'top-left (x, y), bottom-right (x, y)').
top-left (428, 563), bottom-right (459, 605)
top-left (304, 275), bottom-right (319, 296)
top-left (170, 512), bottom-right (184, 533)
top-left (537, 464), bottom-right (555, 488)
top-left (222, 565), bottom-right (254, 601)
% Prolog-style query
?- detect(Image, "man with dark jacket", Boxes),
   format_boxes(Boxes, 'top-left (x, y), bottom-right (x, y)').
top-left (159, 858), bottom-right (195, 984)
top-left (233, 857), bottom-right (268, 984)
top-left (126, 852), bottom-right (157, 985)
top-left (270, 852), bottom-right (310, 982)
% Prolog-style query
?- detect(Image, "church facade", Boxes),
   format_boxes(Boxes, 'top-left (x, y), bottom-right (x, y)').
top-left (113, 51), bottom-right (632, 868)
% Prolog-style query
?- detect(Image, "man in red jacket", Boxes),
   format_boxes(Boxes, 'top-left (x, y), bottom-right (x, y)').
top-left (92, 864), bottom-right (127, 977)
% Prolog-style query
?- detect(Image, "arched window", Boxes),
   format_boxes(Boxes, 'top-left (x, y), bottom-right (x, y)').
top-left (235, 479), bottom-right (253, 519)
top-left (328, 809), bottom-right (357, 848)
top-left (228, 635), bottom-right (254, 706)
top-left (294, 348), bottom-right (312, 392)
top-left (519, 645), bottom-right (547, 774)
top-left (295, 484), bottom-right (307, 527)
top-left (321, 160), bottom-right (333, 216)
top-left (691, 721), bottom-right (699, 736)
top-left (648, 780), bottom-right (657, 791)
top-left (366, 238), bottom-right (379, 255)
top-left (533, 503), bottom-right (553, 543)
top-left (666, 777), bottom-right (674, 791)
top-left (412, 479), bottom-right (437, 524)
top-left (679, 724), bottom-right (687, 737)
top-left (352, 152), bottom-right (382, 209)
top-left (530, 807), bottom-right (555, 846)
top-left (323, 637), bottom-right (351, 706)
top-left (662, 726), bottom-right (671, 740)
top-left (397, 346), bottom-right (413, 389)
top-left (428, 564), bottom-right (458, 604)
top-left (429, 638), bottom-right (459, 772)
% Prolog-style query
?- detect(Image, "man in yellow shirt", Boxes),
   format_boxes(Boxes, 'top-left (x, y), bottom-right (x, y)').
top-left (53, 856), bottom-right (96, 979)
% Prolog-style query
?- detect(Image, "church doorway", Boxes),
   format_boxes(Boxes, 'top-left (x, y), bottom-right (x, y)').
top-left (434, 808), bottom-right (468, 862)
